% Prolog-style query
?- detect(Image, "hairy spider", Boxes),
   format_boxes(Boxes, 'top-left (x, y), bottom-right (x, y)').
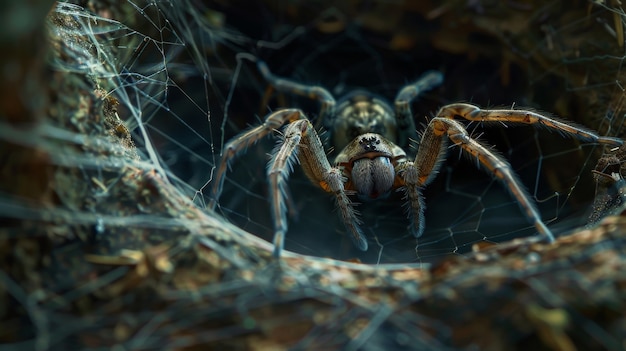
top-left (209, 59), bottom-right (623, 258)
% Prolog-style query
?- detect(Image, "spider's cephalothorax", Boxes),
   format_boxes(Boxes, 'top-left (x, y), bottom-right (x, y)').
top-left (209, 58), bottom-right (623, 258)
top-left (335, 132), bottom-right (405, 201)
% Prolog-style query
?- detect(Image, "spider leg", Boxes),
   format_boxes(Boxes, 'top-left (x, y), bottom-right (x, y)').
top-left (395, 162), bottom-right (427, 238)
top-left (396, 117), bottom-right (449, 238)
top-left (208, 109), bottom-right (304, 210)
top-left (268, 119), bottom-right (366, 257)
top-left (423, 117), bottom-right (555, 242)
top-left (394, 70), bottom-right (444, 148)
top-left (257, 61), bottom-right (336, 130)
top-left (437, 103), bottom-right (624, 147)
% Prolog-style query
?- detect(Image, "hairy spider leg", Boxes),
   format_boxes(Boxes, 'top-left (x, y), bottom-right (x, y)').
top-left (428, 103), bottom-right (626, 242)
top-left (395, 116), bottom-right (449, 238)
top-left (394, 70), bottom-right (444, 148)
top-left (437, 103), bottom-right (624, 147)
top-left (208, 109), bottom-right (304, 210)
top-left (406, 117), bottom-right (556, 242)
top-left (257, 61), bottom-right (336, 130)
top-left (268, 119), bottom-right (366, 257)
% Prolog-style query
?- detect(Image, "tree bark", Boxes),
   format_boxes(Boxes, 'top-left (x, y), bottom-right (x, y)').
top-left (2, 1), bottom-right (626, 350)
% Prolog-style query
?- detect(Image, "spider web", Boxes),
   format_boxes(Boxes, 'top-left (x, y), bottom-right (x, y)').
top-left (51, 0), bottom-right (624, 266)
top-left (4, 1), bottom-right (626, 349)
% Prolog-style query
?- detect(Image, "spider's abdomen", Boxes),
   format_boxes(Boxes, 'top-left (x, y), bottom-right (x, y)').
top-left (332, 94), bottom-right (397, 151)
top-left (352, 156), bottom-right (394, 199)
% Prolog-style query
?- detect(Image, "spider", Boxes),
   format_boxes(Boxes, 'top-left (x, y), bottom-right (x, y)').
top-left (209, 58), bottom-right (623, 258)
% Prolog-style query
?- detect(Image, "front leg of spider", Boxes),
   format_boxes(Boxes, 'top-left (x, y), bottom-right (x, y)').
top-left (268, 118), bottom-right (366, 258)
top-left (415, 117), bottom-right (556, 243)
top-left (396, 120), bottom-right (449, 239)
top-left (426, 102), bottom-right (626, 242)
top-left (208, 109), bottom-right (304, 210)
top-left (438, 103), bottom-right (624, 147)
